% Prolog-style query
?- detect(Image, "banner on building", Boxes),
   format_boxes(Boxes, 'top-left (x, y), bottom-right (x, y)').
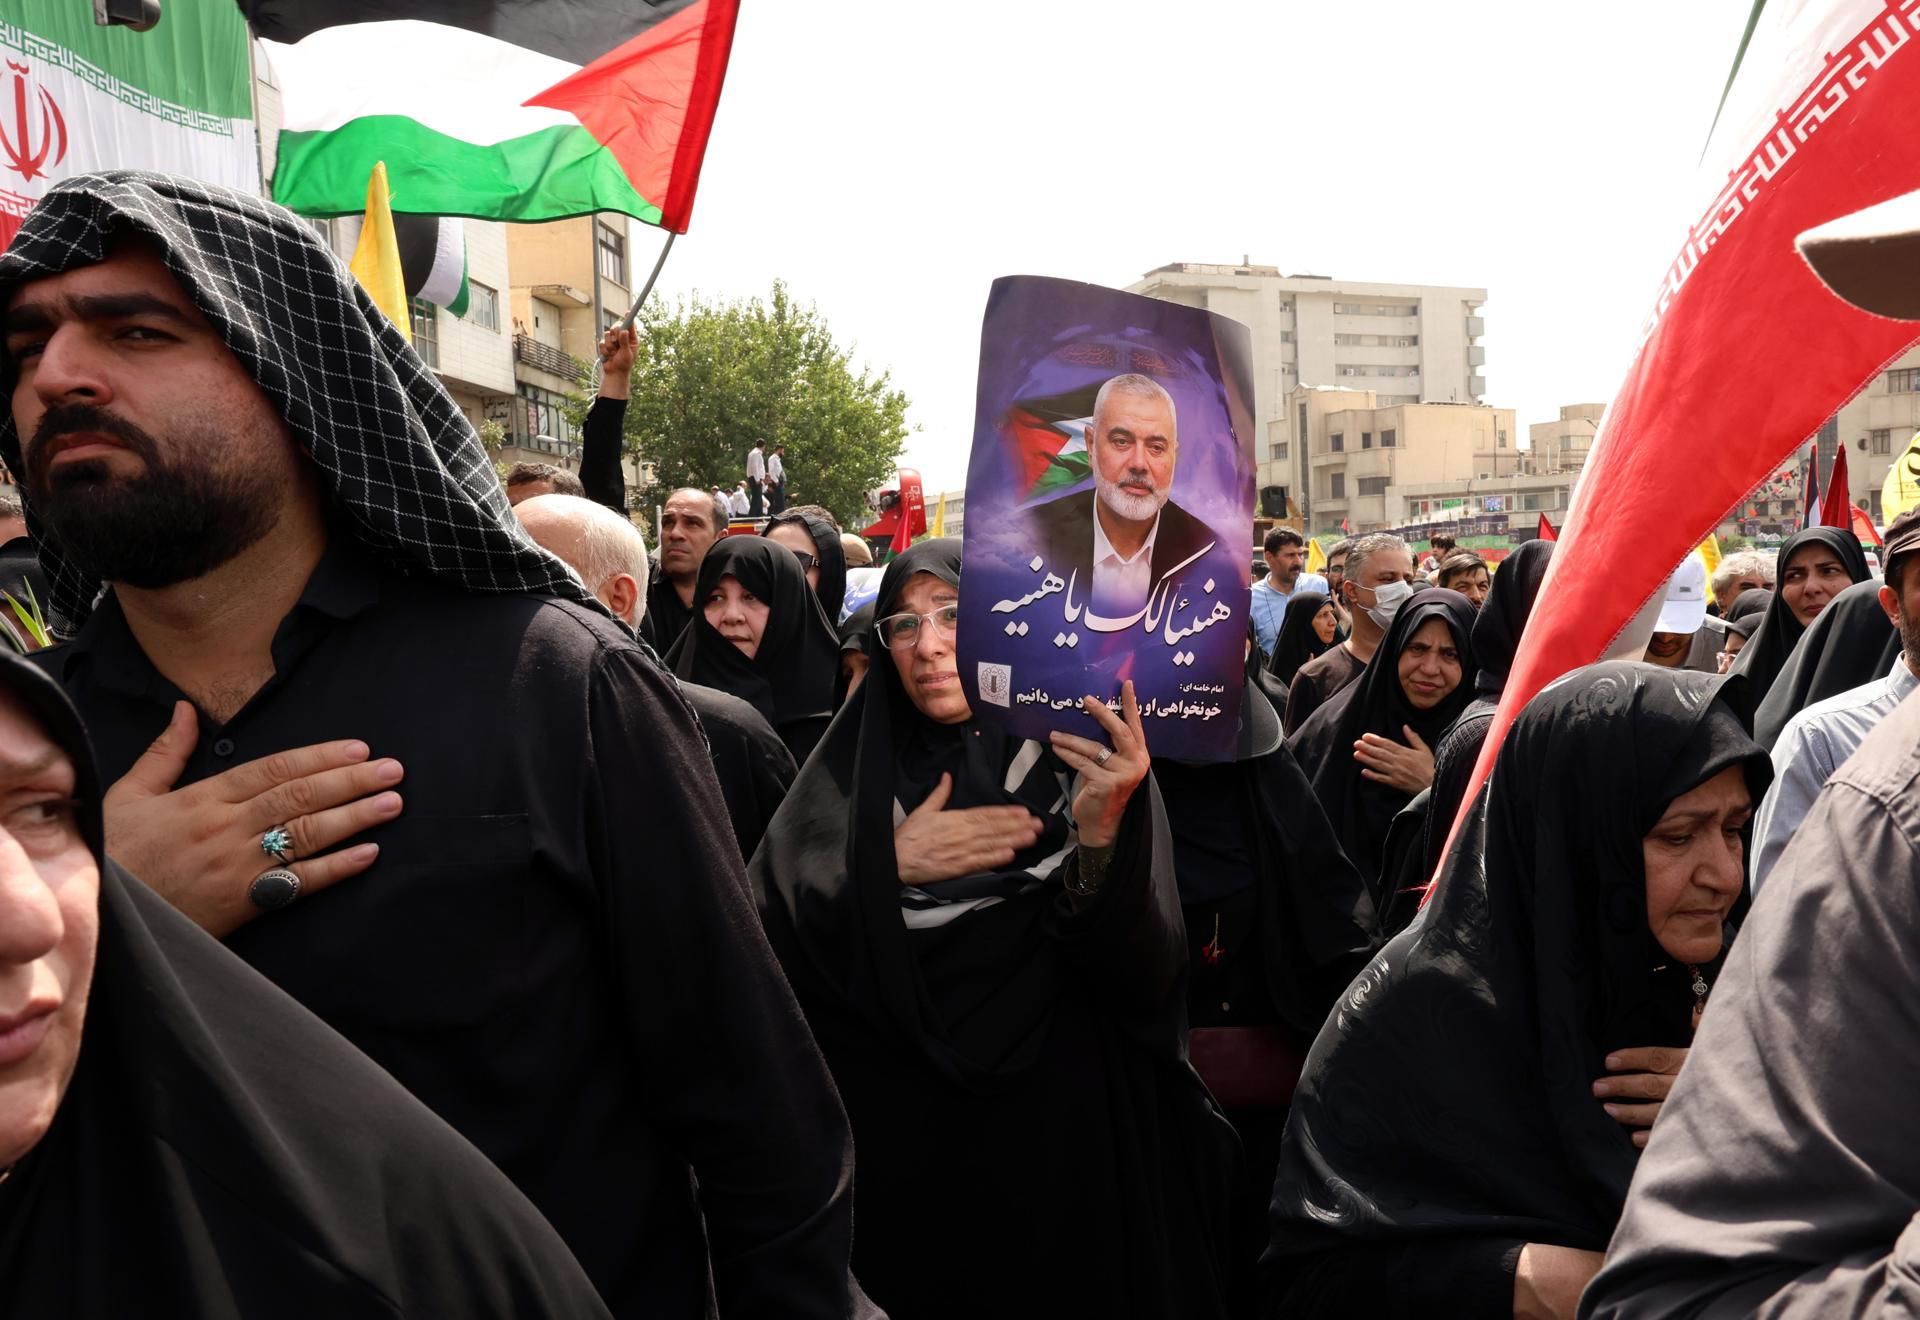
top-left (0, 1), bottom-right (257, 248)
top-left (957, 276), bottom-right (1256, 762)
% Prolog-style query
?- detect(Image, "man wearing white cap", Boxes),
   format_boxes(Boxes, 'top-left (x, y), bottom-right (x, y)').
top-left (1641, 556), bottom-right (1718, 672)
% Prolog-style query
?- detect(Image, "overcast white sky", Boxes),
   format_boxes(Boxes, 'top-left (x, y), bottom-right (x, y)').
top-left (641, 0), bottom-right (1757, 495)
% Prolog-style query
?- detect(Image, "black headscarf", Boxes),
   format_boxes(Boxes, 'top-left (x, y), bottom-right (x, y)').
top-left (1288, 588), bottom-right (1479, 887)
top-left (765, 510), bottom-right (849, 623)
top-left (1751, 576), bottom-right (1902, 748)
top-left (1730, 528), bottom-right (1871, 705)
top-left (751, 538), bottom-right (1100, 1083)
top-left (1470, 539), bottom-right (1553, 700)
top-left (0, 172), bottom-right (593, 638)
top-left (0, 650), bottom-right (610, 1317)
top-left (834, 602), bottom-right (874, 708)
top-left (1421, 541), bottom-right (1555, 886)
top-left (1266, 590), bottom-right (1335, 687)
top-left (667, 536), bottom-right (838, 761)
top-left (1266, 663), bottom-right (1772, 1315)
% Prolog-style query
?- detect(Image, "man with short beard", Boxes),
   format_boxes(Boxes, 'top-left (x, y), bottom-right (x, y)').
top-left (1026, 372), bottom-right (1216, 619)
top-left (1750, 506), bottom-right (1920, 893)
top-left (0, 172), bottom-right (867, 1320)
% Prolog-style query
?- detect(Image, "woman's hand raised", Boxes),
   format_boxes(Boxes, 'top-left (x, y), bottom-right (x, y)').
top-left (1048, 680), bottom-right (1150, 850)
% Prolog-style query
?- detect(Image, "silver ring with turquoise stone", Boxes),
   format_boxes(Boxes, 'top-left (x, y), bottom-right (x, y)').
top-left (261, 824), bottom-right (294, 867)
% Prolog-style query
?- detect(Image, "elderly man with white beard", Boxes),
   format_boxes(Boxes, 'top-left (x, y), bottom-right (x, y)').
top-left (1025, 372), bottom-right (1217, 621)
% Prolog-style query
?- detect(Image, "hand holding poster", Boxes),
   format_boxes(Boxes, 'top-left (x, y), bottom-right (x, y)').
top-left (957, 276), bottom-right (1255, 762)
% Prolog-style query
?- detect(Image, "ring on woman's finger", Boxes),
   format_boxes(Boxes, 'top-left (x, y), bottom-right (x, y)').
top-left (261, 824), bottom-right (294, 866)
top-left (249, 868), bottom-right (302, 911)
top-left (1094, 747), bottom-right (1114, 767)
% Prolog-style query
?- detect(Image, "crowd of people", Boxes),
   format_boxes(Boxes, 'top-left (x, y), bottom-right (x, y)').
top-left (3, 169), bottom-right (1920, 1319)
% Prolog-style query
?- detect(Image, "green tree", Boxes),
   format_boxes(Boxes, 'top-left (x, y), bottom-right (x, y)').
top-left (615, 281), bottom-right (911, 527)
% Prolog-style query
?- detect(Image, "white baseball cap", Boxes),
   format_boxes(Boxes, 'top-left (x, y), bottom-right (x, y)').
top-left (1654, 556), bottom-right (1708, 635)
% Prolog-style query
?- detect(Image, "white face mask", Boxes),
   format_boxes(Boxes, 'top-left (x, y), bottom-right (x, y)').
top-left (1358, 578), bottom-right (1414, 629)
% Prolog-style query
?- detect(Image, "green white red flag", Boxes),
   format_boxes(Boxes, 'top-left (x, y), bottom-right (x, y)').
top-left (0, 0), bottom-right (257, 249)
top-left (248, 0), bottom-right (739, 233)
top-left (1450, 0), bottom-right (1920, 865)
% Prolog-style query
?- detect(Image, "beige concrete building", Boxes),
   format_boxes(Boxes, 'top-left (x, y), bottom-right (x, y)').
top-left (1392, 472), bottom-right (1578, 538)
top-left (1833, 344), bottom-right (1920, 521)
top-left (1128, 261), bottom-right (1488, 520)
top-left (502, 217), bottom-right (650, 501)
top-left (1526, 402), bottom-right (1604, 477)
top-left (1290, 385), bottom-right (1517, 534)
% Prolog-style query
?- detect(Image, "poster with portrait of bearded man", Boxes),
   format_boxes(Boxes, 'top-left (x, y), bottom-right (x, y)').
top-left (957, 276), bottom-right (1255, 761)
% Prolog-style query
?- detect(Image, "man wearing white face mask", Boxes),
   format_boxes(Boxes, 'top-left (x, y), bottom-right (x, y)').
top-left (1282, 532), bottom-right (1415, 733)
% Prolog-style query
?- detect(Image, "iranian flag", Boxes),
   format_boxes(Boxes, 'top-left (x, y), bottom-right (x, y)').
top-left (249, 0), bottom-right (739, 233)
top-left (1447, 0), bottom-right (1920, 865)
top-left (0, 0), bottom-right (257, 249)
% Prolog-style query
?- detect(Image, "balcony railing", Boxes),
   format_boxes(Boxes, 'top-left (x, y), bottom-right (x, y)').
top-left (513, 334), bottom-right (588, 382)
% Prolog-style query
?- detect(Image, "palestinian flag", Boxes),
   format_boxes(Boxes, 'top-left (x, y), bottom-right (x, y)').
top-left (247, 0), bottom-right (739, 232)
top-left (999, 386), bottom-right (1099, 503)
top-left (1442, 0), bottom-right (1920, 877)
top-left (0, 0), bottom-right (256, 249)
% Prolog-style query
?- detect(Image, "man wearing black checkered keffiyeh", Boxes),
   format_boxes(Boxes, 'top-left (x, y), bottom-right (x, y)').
top-left (0, 171), bottom-right (870, 1319)
top-left (0, 171), bottom-right (593, 636)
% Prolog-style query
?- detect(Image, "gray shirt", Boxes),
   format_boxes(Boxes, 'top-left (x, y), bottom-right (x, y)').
top-left (1583, 687), bottom-right (1920, 1318)
top-left (1751, 655), bottom-right (1917, 893)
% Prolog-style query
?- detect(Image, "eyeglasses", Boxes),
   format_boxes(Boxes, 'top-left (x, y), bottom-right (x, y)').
top-left (790, 550), bottom-right (819, 571)
top-left (876, 604), bottom-right (960, 650)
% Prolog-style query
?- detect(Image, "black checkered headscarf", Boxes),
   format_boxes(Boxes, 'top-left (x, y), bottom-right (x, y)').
top-left (0, 171), bottom-right (596, 636)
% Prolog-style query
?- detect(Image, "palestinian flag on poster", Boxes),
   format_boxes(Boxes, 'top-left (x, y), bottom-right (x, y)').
top-left (0, 0), bottom-right (256, 249)
top-left (248, 0), bottom-right (739, 232)
top-left (1000, 385), bottom-right (1098, 502)
top-left (1445, 0), bottom-right (1920, 871)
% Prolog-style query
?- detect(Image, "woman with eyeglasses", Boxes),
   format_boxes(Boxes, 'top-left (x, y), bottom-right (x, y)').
top-left (751, 539), bottom-right (1242, 1320)
top-left (764, 508), bottom-right (849, 622)
top-left (666, 536), bottom-right (840, 764)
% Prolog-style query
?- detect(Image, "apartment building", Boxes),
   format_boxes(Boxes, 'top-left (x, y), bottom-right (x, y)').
top-left (1288, 385), bottom-right (1517, 535)
top-left (1129, 261), bottom-right (1488, 520)
top-left (1525, 403), bottom-right (1604, 478)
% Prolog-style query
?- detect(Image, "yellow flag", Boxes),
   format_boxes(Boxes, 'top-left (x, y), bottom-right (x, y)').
top-left (348, 161), bottom-right (411, 343)
top-left (1884, 432), bottom-right (1920, 522)
top-left (1304, 536), bottom-right (1327, 575)
top-left (1695, 533), bottom-right (1720, 578)
top-left (929, 493), bottom-right (946, 538)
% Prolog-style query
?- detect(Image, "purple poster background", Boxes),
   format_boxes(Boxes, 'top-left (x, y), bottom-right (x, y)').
top-left (957, 276), bottom-right (1255, 761)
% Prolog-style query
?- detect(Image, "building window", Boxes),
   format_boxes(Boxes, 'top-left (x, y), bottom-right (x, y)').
top-left (1381, 428), bottom-right (1397, 448)
top-left (1361, 431), bottom-right (1373, 449)
top-left (1279, 330), bottom-right (1295, 343)
top-left (463, 281), bottom-right (499, 331)
top-left (409, 298), bottom-right (438, 368)
top-left (1496, 428), bottom-right (1507, 448)
top-left (1332, 332), bottom-right (1420, 347)
top-left (1889, 368), bottom-right (1920, 393)
top-left (1270, 442), bottom-right (1290, 463)
top-left (1333, 302), bottom-right (1418, 316)
top-left (596, 221), bottom-right (626, 284)
top-left (1872, 428), bottom-right (1893, 454)
top-left (1330, 472), bottom-right (1346, 499)
top-left (516, 383), bottom-right (579, 450)
top-left (1330, 431), bottom-right (1344, 453)
top-left (1357, 476), bottom-right (1389, 496)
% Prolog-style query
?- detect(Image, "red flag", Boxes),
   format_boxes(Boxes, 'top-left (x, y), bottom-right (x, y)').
top-left (1853, 504), bottom-right (1885, 546)
top-left (1802, 452), bottom-right (1823, 529)
top-left (1820, 443), bottom-right (1854, 527)
top-left (1339, 518), bottom-right (1352, 533)
top-left (1537, 513), bottom-right (1558, 542)
top-left (1441, 0), bottom-right (1920, 892)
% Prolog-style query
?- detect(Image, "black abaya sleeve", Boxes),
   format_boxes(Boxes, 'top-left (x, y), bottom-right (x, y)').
top-left (1052, 785), bottom-right (1187, 1023)
top-left (582, 645), bottom-right (867, 1319)
top-left (578, 396), bottom-right (628, 514)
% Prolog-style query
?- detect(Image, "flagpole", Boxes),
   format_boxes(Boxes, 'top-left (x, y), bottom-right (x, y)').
top-left (618, 230), bottom-right (677, 331)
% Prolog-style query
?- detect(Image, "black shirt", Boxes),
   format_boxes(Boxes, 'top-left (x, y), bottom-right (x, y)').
top-left (1281, 642), bottom-right (1366, 734)
top-left (33, 542), bottom-right (862, 1320)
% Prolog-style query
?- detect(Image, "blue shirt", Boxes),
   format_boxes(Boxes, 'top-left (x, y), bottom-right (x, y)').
top-left (1752, 655), bottom-right (1919, 893)
top-left (1250, 573), bottom-right (1329, 655)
